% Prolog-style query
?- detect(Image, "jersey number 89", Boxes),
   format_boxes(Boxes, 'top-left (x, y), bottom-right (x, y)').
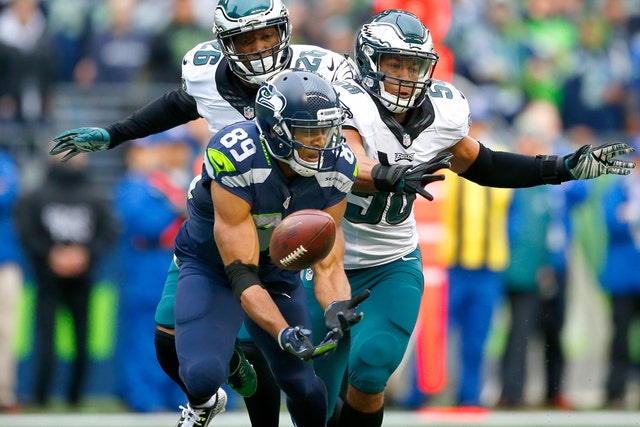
top-left (220, 127), bottom-right (256, 163)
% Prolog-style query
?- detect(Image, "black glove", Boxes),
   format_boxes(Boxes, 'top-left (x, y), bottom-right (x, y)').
top-left (278, 326), bottom-right (337, 361)
top-left (371, 152), bottom-right (453, 200)
top-left (50, 127), bottom-right (111, 162)
top-left (324, 289), bottom-right (370, 335)
top-left (563, 142), bottom-right (635, 180)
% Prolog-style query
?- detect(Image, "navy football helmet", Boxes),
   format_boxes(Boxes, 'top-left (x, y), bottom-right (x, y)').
top-left (355, 9), bottom-right (439, 114)
top-left (213, 0), bottom-right (291, 85)
top-left (255, 69), bottom-right (345, 177)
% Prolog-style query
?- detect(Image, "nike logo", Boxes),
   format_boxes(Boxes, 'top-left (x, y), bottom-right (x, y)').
top-left (327, 59), bottom-right (335, 72)
top-left (401, 256), bottom-right (418, 261)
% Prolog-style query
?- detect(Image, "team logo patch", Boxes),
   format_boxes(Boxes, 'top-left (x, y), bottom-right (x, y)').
top-left (395, 153), bottom-right (415, 162)
top-left (244, 106), bottom-right (255, 119)
top-left (256, 84), bottom-right (286, 114)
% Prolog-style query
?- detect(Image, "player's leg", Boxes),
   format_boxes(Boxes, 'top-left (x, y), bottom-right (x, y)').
top-left (338, 249), bottom-right (424, 427)
top-left (239, 336), bottom-right (281, 427)
top-left (154, 259), bottom-right (258, 398)
top-left (174, 261), bottom-right (242, 424)
top-left (301, 268), bottom-right (350, 417)
top-left (245, 280), bottom-right (327, 427)
top-left (154, 259), bottom-right (189, 393)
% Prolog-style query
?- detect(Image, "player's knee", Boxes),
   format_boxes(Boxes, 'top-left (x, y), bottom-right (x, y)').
top-left (180, 356), bottom-right (227, 399)
top-left (349, 332), bottom-right (403, 393)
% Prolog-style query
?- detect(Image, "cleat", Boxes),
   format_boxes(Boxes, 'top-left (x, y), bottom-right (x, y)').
top-left (227, 340), bottom-right (258, 397)
top-left (176, 388), bottom-right (227, 427)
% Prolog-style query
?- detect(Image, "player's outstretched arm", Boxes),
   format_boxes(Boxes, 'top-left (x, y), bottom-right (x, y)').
top-left (50, 88), bottom-right (201, 162)
top-left (453, 136), bottom-right (636, 188)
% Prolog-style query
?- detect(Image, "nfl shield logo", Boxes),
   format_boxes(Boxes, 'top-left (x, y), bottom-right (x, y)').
top-left (244, 106), bottom-right (255, 119)
top-left (402, 133), bottom-right (411, 148)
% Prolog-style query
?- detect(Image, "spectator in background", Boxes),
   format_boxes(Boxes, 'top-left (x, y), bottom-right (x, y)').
top-left (599, 143), bottom-right (640, 410)
top-left (45, 0), bottom-right (92, 82)
top-left (447, 0), bottom-right (527, 123)
top-left (113, 126), bottom-right (196, 412)
top-left (501, 100), bottom-right (586, 410)
top-left (442, 118), bottom-right (512, 407)
top-left (74, 0), bottom-right (150, 86)
top-left (560, 12), bottom-right (633, 137)
top-left (14, 154), bottom-right (116, 407)
top-left (498, 102), bottom-right (556, 409)
top-left (0, 149), bottom-right (22, 412)
top-left (541, 129), bottom-right (588, 410)
top-left (0, 0), bottom-right (55, 126)
top-left (520, 0), bottom-right (577, 107)
top-left (629, 12), bottom-right (640, 134)
top-left (144, 0), bottom-right (211, 83)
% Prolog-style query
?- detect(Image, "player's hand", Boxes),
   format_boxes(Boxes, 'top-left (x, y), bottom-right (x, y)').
top-left (371, 152), bottom-right (452, 200)
top-left (278, 326), bottom-right (336, 361)
top-left (312, 328), bottom-right (342, 360)
top-left (564, 142), bottom-right (635, 180)
top-left (50, 127), bottom-right (111, 162)
top-left (402, 152), bottom-right (453, 200)
top-left (324, 289), bottom-right (370, 334)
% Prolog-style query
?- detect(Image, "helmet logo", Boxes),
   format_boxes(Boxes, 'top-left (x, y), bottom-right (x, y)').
top-left (256, 84), bottom-right (286, 116)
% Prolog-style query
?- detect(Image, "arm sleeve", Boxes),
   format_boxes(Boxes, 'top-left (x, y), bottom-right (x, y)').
top-left (105, 87), bottom-right (201, 147)
top-left (459, 142), bottom-right (571, 188)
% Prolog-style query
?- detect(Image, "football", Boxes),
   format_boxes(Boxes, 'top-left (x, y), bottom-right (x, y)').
top-left (269, 209), bottom-right (336, 271)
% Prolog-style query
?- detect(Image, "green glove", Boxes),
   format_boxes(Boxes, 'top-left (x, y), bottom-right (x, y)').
top-left (50, 127), bottom-right (111, 162)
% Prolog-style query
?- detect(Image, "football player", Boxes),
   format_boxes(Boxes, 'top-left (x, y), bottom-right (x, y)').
top-left (302, 9), bottom-right (636, 427)
top-left (171, 69), bottom-right (362, 427)
top-left (49, 1), bottom-right (354, 425)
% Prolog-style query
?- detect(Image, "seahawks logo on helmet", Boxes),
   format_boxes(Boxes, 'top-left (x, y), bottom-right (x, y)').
top-left (256, 84), bottom-right (287, 116)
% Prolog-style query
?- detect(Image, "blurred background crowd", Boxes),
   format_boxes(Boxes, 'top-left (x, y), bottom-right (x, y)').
top-left (2, 0), bottom-right (640, 415)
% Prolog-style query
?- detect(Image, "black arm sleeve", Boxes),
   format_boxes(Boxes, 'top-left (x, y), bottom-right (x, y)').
top-left (459, 142), bottom-right (572, 188)
top-left (105, 87), bottom-right (201, 148)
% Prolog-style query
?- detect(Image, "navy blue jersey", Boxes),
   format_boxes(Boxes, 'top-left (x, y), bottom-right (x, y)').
top-left (174, 120), bottom-right (357, 285)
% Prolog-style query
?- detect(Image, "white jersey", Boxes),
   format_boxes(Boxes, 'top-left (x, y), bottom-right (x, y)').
top-left (334, 79), bottom-right (471, 269)
top-left (181, 40), bottom-right (354, 137)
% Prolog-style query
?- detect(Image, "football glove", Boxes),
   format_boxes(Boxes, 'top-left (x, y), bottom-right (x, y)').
top-left (50, 127), bottom-right (111, 162)
top-left (564, 142), bottom-right (635, 180)
top-left (278, 326), bottom-right (337, 361)
top-left (371, 152), bottom-right (453, 200)
top-left (324, 289), bottom-right (370, 335)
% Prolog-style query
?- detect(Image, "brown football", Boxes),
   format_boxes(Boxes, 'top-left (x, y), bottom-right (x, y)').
top-left (269, 209), bottom-right (336, 271)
